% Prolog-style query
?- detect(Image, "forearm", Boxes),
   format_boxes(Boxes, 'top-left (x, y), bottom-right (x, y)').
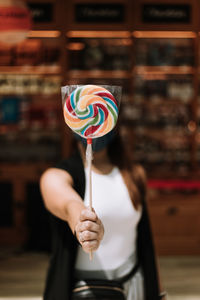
top-left (40, 168), bottom-right (104, 253)
top-left (65, 198), bottom-right (85, 233)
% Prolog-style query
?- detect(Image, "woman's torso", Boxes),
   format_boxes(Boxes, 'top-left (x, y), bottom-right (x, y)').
top-left (75, 166), bottom-right (142, 276)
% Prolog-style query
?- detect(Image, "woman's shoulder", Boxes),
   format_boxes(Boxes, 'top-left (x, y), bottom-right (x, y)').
top-left (40, 150), bottom-right (83, 187)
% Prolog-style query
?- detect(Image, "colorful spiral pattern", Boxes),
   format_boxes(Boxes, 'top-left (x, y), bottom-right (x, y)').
top-left (63, 85), bottom-right (119, 138)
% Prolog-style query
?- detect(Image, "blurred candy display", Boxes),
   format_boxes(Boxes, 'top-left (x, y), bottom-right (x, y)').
top-left (0, 32), bottom-right (199, 175)
top-left (133, 74), bottom-right (194, 104)
top-left (0, 37), bottom-right (62, 162)
top-left (0, 39), bottom-right (60, 67)
top-left (132, 131), bottom-right (191, 174)
top-left (0, 74), bottom-right (61, 95)
top-left (0, 95), bottom-right (61, 162)
top-left (135, 38), bottom-right (195, 66)
top-left (67, 37), bottom-right (132, 70)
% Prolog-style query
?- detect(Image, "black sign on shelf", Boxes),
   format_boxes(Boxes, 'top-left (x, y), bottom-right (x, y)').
top-left (142, 4), bottom-right (191, 23)
top-left (28, 3), bottom-right (54, 23)
top-left (75, 4), bottom-right (125, 23)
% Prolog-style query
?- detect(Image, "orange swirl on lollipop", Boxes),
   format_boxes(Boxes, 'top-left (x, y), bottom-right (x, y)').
top-left (63, 85), bottom-right (119, 139)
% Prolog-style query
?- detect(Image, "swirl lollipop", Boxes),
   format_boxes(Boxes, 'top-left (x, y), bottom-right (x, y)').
top-left (63, 84), bottom-right (118, 139)
top-left (62, 84), bottom-right (120, 259)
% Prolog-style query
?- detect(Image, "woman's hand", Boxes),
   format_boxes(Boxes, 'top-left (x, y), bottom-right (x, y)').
top-left (74, 207), bottom-right (104, 253)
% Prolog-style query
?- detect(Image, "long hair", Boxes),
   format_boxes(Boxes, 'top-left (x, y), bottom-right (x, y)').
top-left (107, 131), bottom-right (147, 209)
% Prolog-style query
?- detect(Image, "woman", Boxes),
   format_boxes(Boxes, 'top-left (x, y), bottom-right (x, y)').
top-left (40, 130), bottom-right (166, 300)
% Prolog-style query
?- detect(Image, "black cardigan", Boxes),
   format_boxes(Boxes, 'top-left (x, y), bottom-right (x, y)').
top-left (43, 151), bottom-right (160, 300)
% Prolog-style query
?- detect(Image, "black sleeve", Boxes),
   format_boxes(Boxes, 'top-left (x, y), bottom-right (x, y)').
top-left (137, 197), bottom-right (160, 300)
top-left (54, 150), bottom-right (85, 199)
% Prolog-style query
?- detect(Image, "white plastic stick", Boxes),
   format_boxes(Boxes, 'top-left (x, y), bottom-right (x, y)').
top-left (86, 139), bottom-right (93, 260)
top-left (86, 143), bottom-right (93, 210)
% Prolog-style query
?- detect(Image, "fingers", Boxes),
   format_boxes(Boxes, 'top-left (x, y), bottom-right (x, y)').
top-left (82, 240), bottom-right (99, 253)
top-left (79, 207), bottom-right (98, 222)
top-left (79, 230), bottom-right (97, 242)
top-left (75, 207), bottom-right (104, 253)
top-left (77, 220), bottom-right (100, 233)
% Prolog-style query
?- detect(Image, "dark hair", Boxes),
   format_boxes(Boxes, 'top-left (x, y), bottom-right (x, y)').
top-left (107, 131), bottom-right (146, 209)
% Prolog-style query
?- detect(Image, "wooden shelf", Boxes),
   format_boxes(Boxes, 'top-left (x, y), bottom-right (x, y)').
top-left (0, 92), bottom-right (61, 97)
top-left (68, 70), bottom-right (131, 79)
top-left (67, 30), bottom-right (131, 38)
top-left (131, 97), bottom-right (193, 104)
top-left (0, 162), bottom-right (51, 180)
top-left (28, 30), bottom-right (61, 38)
top-left (0, 65), bottom-right (61, 75)
top-left (133, 31), bottom-right (197, 39)
top-left (134, 66), bottom-right (195, 75)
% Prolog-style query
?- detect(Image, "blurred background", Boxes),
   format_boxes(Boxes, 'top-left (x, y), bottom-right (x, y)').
top-left (0, 0), bottom-right (200, 299)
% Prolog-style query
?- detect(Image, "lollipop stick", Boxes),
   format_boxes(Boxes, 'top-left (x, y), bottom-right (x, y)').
top-left (86, 138), bottom-right (93, 260)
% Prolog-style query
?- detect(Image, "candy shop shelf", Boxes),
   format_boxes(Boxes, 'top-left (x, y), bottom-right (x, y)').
top-left (133, 66), bottom-right (195, 75)
top-left (146, 168), bottom-right (200, 180)
top-left (66, 31), bottom-right (132, 39)
top-left (28, 31), bottom-right (61, 39)
top-left (0, 93), bottom-right (61, 97)
top-left (133, 31), bottom-right (197, 39)
top-left (130, 98), bottom-right (194, 105)
top-left (68, 70), bottom-right (131, 79)
top-left (130, 126), bottom-right (192, 136)
top-left (0, 162), bottom-right (51, 179)
top-left (148, 179), bottom-right (200, 190)
top-left (0, 65), bottom-right (61, 75)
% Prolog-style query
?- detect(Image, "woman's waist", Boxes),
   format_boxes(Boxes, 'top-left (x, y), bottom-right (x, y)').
top-left (74, 252), bottom-right (137, 281)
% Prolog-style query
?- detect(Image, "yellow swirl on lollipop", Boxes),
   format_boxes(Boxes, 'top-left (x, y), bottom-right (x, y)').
top-left (63, 85), bottom-right (119, 139)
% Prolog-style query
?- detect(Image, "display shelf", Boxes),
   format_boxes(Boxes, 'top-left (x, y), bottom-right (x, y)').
top-left (126, 29), bottom-right (198, 183)
top-left (133, 31), bottom-right (195, 68)
top-left (122, 104), bottom-right (192, 129)
top-left (0, 29), bottom-right (63, 166)
top-left (133, 31), bottom-right (197, 39)
top-left (132, 73), bottom-right (194, 104)
top-left (133, 134), bottom-right (192, 172)
top-left (147, 190), bottom-right (200, 255)
top-left (0, 65), bottom-right (61, 75)
top-left (64, 28), bottom-right (198, 180)
top-left (133, 66), bottom-right (195, 74)
top-left (0, 162), bottom-right (52, 177)
top-left (28, 31), bottom-right (61, 38)
top-left (68, 70), bottom-right (131, 79)
top-left (66, 30), bottom-right (132, 72)
top-left (0, 75), bottom-right (61, 95)
top-left (0, 95), bottom-right (62, 163)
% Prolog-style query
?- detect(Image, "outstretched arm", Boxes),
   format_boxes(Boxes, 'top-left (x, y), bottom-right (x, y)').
top-left (40, 168), bottom-right (104, 253)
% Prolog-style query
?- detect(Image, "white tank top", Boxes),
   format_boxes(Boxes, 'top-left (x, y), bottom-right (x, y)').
top-left (75, 167), bottom-right (142, 272)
